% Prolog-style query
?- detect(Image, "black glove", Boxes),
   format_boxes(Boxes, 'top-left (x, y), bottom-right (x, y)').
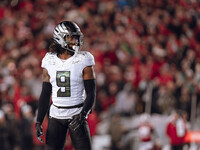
top-left (35, 122), bottom-right (44, 143)
top-left (69, 112), bottom-right (86, 131)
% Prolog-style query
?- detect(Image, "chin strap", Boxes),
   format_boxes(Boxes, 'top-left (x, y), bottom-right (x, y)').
top-left (67, 49), bottom-right (74, 56)
top-left (65, 45), bottom-right (80, 56)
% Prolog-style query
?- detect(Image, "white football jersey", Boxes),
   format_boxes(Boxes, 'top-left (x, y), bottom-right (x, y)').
top-left (41, 51), bottom-right (95, 119)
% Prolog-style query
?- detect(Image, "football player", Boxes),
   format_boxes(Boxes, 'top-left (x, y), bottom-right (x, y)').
top-left (35, 21), bottom-right (96, 150)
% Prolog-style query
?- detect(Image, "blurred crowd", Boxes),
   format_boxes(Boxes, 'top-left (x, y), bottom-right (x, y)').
top-left (1, 0), bottom-right (200, 149)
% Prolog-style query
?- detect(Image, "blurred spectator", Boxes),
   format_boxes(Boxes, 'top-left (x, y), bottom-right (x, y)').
top-left (138, 114), bottom-right (161, 150)
top-left (95, 89), bottom-right (110, 114)
top-left (114, 83), bottom-right (138, 116)
top-left (2, 103), bottom-right (21, 150)
top-left (166, 110), bottom-right (187, 150)
top-left (176, 86), bottom-right (192, 120)
top-left (0, 109), bottom-right (10, 150)
top-left (109, 113), bottom-right (126, 150)
top-left (20, 104), bottom-right (34, 150)
top-left (154, 82), bottom-right (177, 115)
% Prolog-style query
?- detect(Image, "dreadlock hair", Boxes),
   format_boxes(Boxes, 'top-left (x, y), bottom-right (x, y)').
top-left (49, 41), bottom-right (66, 56)
top-left (49, 40), bottom-right (74, 56)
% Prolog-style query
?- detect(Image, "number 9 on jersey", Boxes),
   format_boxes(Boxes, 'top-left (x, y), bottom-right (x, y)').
top-left (56, 71), bottom-right (71, 97)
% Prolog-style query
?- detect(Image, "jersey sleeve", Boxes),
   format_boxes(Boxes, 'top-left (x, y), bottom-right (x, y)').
top-left (83, 51), bottom-right (95, 68)
top-left (41, 52), bottom-right (55, 70)
top-left (41, 53), bottom-right (48, 69)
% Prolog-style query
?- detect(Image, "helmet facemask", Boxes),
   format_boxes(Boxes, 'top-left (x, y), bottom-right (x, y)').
top-left (64, 33), bottom-right (83, 55)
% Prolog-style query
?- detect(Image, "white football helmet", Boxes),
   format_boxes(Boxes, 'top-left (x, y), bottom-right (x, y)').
top-left (53, 21), bottom-right (83, 55)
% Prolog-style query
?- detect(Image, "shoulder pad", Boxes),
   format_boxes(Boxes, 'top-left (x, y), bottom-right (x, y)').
top-left (77, 51), bottom-right (95, 67)
top-left (41, 52), bottom-right (56, 69)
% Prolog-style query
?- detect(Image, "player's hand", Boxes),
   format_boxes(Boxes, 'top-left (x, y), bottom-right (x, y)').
top-left (69, 113), bottom-right (86, 131)
top-left (35, 122), bottom-right (44, 143)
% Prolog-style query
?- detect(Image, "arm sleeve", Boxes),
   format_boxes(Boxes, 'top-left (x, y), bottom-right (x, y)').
top-left (36, 82), bottom-right (52, 124)
top-left (81, 79), bottom-right (96, 116)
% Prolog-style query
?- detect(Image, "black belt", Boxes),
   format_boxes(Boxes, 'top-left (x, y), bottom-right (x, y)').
top-left (53, 103), bottom-right (84, 109)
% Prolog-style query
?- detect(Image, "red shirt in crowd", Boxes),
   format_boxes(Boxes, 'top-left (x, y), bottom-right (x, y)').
top-left (166, 119), bottom-right (187, 146)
